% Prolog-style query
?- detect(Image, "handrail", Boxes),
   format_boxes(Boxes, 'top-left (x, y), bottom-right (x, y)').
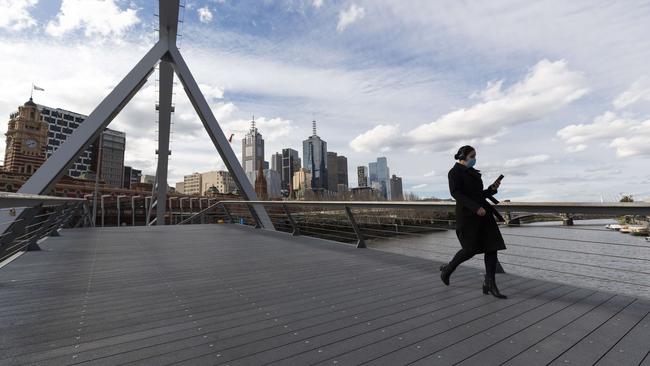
top-left (185, 199), bottom-right (650, 218)
top-left (179, 199), bottom-right (650, 227)
top-left (0, 192), bottom-right (84, 209)
top-left (177, 200), bottom-right (224, 225)
top-left (1, 193), bottom-right (89, 263)
top-left (217, 200), bottom-right (650, 215)
top-left (177, 199), bottom-right (650, 275)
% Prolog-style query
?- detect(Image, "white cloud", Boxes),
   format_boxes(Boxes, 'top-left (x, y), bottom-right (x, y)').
top-left (223, 117), bottom-right (296, 143)
top-left (313, 0), bottom-right (324, 9)
top-left (349, 124), bottom-right (399, 153)
top-left (198, 83), bottom-right (224, 100)
top-left (502, 154), bottom-right (550, 168)
top-left (46, 0), bottom-right (140, 38)
top-left (613, 76), bottom-right (650, 109)
top-left (350, 59), bottom-right (587, 153)
top-left (410, 183), bottom-right (428, 190)
top-left (557, 112), bottom-right (635, 145)
top-left (477, 154), bottom-right (551, 177)
top-left (565, 144), bottom-right (587, 153)
top-left (0, 0), bottom-right (38, 31)
top-left (558, 111), bottom-right (650, 157)
top-left (423, 170), bottom-right (435, 177)
top-left (405, 59), bottom-right (587, 148)
top-left (608, 120), bottom-right (650, 157)
top-left (197, 6), bottom-right (213, 24)
top-left (337, 4), bottom-right (365, 33)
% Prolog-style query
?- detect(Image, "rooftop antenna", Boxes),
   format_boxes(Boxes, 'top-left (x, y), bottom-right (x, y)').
top-left (312, 120), bottom-right (317, 136)
top-left (251, 115), bottom-right (256, 131)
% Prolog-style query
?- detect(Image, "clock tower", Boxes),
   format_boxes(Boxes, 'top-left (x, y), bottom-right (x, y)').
top-left (4, 98), bottom-right (48, 174)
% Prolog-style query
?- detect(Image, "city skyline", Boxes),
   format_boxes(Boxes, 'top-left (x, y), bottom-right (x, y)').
top-left (0, 1), bottom-right (648, 201)
top-left (0, 97), bottom-right (402, 199)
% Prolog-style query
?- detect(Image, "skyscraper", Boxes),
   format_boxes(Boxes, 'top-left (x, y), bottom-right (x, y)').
top-left (254, 165), bottom-right (268, 200)
top-left (376, 157), bottom-right (391, 200)
top-left (39, 103), bottom-right (125, 180)
top-left (390, 174), bottom-right (404, 200)
top-left (242, 118), bottom-right (264, 182)
top-left (92, 128), bottom-right (126, 187)
top-left (183, 172), bottom-right (202, 195)
top-left (302, 120), bottom-right (327, 191)
top-left (292, 168), bottom-right (312, 200)
top-left (271, 152), bottom-right (282, 173)
top-left (39, 103), bottom-right (93, 178)
top-left (282, 148), bottom-right (300, 195)
top-left (367, 157), bottom-right (390, 199)
top-left (357, 166), bottom-right (368, 187)
top-left (337, 155), bottom-right (348, 188)
top-left (123, 166), bottom-right (142, 189)
top-left (327, 152), bottom-right (338, 192)
top-left (368, 162), bottom-right (378, 187)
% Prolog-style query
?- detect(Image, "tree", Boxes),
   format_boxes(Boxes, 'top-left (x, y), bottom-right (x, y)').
top-left (620, 194), bottom-right (634, 202)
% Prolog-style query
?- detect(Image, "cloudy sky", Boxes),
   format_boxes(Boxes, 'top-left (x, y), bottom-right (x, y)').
top-left (1, 0), bottom-right (649, 201)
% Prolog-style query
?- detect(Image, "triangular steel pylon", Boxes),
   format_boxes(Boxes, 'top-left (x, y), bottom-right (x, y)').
top-left (16, 0), bottom-right (274, 229)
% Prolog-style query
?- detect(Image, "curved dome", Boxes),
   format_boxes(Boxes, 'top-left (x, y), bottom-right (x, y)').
top-left (24, 98), bottom-right (37, 107)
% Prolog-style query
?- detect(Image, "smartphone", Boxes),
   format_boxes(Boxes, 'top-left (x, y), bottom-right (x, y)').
top-left (497, 174), bottom-right (505, 182)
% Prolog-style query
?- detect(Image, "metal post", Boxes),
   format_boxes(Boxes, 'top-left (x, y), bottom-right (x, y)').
top-left (155, 58), bottom-right (173, 226)
top-left (168, 197), bottom-right (178, 225)
top-left (91, 132), bottom-right (103, 227)
top-left (344, 205), bottom-right (366, 248)
top-left (145, 196), bottom-right (153, 225)
top-left (100, 194), bottom-right (111, 227)
top-left (131, 195), bottom-right (140, 226)
top-left (116, 195), bottom-right (126, 226)
top-left (179, 197), bottom-right (187, 224)
top-left (283, 204), bottom-right (300, 236)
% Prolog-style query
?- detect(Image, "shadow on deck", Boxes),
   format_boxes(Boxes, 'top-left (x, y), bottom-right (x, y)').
top-left (0, 224), bottom-right (648, 365)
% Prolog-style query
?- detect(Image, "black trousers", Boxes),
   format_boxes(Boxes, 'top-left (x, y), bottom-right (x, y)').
top-left (448, 248), bottom-right (498, 280)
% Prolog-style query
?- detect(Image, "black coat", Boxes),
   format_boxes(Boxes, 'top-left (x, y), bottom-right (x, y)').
top-left (447, 162), bottom-right (506, 254)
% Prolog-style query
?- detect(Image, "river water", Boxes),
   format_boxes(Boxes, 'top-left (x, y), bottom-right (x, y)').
top-left (368, 219), bottom-right (650, 300)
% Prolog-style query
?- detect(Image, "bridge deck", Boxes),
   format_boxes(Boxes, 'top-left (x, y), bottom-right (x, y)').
top-left (0, 225), bottom-right (648, 366)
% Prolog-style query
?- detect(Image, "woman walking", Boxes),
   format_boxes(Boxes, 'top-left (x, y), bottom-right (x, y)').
top-left (440, 145), bottom-right (508, 299)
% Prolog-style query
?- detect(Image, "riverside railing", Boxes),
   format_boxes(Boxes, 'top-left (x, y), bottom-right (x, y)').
top-left (178, 200), bottom-right (650, 297)
top-left (178, 200), bottom-right (650, 246)
top-left (0, 192), bottom-right (89, 263)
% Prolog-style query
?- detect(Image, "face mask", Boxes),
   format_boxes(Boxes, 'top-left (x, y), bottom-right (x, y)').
top-left (467, 158), bottom-right (476, 168)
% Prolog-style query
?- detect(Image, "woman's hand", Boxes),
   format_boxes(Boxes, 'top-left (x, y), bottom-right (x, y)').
top-left (476, 207), bottom-right (487, 216)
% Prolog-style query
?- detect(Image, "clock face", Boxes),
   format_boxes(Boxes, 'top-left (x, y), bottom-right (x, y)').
top-left (25, 139), bottom-right (38, 150)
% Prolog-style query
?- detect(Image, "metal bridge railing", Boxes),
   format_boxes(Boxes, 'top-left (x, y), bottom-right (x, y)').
top-left (0, 192), bottom-right (89, 263)
top-left (178, 199), bottom-right (650, 298)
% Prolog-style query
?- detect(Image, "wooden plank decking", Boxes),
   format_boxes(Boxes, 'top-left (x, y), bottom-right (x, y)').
top-left (0, 224), bottom-right (648, 365)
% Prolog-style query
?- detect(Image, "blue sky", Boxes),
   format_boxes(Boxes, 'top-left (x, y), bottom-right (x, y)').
top-left (1, 0), bottom-right (649, 201)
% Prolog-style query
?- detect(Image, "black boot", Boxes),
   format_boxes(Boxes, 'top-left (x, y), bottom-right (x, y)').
top-left (482, 277), bottom-right (507, 299)
top-left (439, 264), bottom-right (452, 286)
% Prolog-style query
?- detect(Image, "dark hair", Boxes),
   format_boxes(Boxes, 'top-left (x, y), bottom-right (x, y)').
top-left (454, 145), bottom-right (475, 160)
